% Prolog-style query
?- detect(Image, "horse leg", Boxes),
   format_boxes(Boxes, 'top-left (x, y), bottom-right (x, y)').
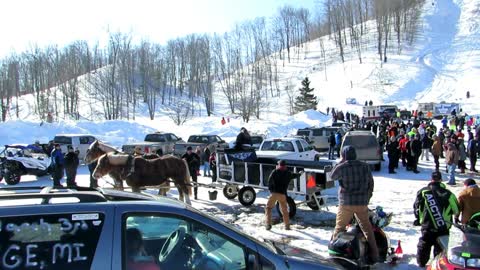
top-left (175, 183), bottom-right (191, 205)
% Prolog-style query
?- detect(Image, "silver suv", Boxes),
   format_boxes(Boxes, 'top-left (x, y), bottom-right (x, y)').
top-left (0, 186), bottom-right (343, 270)
top-left (340, 130), bottom-right (382, 171)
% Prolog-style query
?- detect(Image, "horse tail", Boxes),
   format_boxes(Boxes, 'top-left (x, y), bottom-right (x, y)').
top-left (182, 159), bottom-right (193, 196)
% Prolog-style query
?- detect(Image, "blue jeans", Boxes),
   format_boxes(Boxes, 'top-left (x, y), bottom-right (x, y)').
top-left (203, 162), bottom-right (211, 176)
top-left (447, 164), bottom-right (456, 184)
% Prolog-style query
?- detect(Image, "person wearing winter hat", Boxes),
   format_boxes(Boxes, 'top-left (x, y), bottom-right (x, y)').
top-left (182, 146), bottom-right (200, 199)
top-left (330, 146), bottom-right (378, 263)
top-left (456, 178), bottom-right (480, 225)
top-left (50, 143), bottom-right (65, 187)
top-left (64, 145), bottom-right (79, 188)
top-left (264, 160), bottom-right (301, 231)
top-left (414, 171), bottom-right (459, 267)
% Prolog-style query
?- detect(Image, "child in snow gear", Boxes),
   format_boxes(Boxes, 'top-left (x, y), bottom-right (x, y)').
top-left (50, 144), bottom-right (65, 187)
top-left (330, 146), bottom-right (379, 263)
top-left (64, 145), bottom-right (79, 187)
top-left (265, 160), bottom-right (300, 230)
top-left (413, 171), bottom-right (459, 267)
top-left (182, 146), bottom-right (200, 199)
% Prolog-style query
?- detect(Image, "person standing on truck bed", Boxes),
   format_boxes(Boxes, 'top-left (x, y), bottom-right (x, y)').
top-left (265, 160), bottom-right (301, 231)
top-left (182, 146), bottom-right (200, 200)
top-left (235, 127), bottom-right (252, 150)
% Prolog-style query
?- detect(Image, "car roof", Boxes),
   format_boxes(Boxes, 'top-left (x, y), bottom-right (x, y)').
top-left (345, 130), bottom-right (375, 136)
top-left (265, 137), bottom-right (302, 142)
top-left (54, 134), bottom-right (95, 137)
top-left (0, 186), bottom-right (186, 209)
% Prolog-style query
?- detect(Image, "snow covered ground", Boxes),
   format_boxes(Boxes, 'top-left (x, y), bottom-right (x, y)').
top-left (1, 0), bottom-right (480, 269)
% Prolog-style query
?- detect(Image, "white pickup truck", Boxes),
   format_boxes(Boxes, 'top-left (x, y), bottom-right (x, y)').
top-left (255, 137), bottom-right (321, 161)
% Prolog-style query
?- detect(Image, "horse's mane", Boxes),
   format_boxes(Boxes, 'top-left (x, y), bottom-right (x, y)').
top-left (91, 140), bottom-right (118, 153)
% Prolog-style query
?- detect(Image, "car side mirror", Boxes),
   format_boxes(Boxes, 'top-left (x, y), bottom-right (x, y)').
top-left (247, 254), bottom-right (259, 270)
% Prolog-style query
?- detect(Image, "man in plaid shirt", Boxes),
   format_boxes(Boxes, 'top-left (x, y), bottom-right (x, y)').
top-left (330, 146), bottom-right (378, 263)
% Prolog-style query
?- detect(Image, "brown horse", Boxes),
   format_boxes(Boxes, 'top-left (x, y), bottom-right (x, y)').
top-left (93, 153), bottom-right (192, 205)
top-left (85, 140), bottom-right (170, 195)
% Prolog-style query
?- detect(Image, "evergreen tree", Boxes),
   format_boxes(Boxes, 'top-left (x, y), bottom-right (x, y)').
top-left (294, 77), bottom-right (318, 113)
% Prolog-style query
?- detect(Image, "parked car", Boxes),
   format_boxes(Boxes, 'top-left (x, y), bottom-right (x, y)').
top-left (256, 137), bottom-right (321, 161)
top-left (296, 126), bottom-right (348, 151)
top-left (53, 134), bottom-right (96, 160)
top-left (173, 135), bottom-right (228, 156)
top-left (0, 186), bottom-right (343, 270)
top-left (340, 130), bottom-right (382, 171)
top-left (122, 132), bottom-right (184, 155)
top-left (0, 144), bottom-right (51, 185)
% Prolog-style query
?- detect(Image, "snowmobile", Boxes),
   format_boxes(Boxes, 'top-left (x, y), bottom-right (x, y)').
top-left (0, 144), bottom-right (51, 185)
top-left (427, 220), bottom-right (480, 270)
top-left (328, 206), bottom-right (398, 269)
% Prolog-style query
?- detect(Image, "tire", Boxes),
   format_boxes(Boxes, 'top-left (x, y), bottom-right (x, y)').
top-left (374, 163), bottom-right (381, 171)
top-left (306, 194), bottom-right (324, 210)
top-left (276, 196), bottom-right (297, 219)
top-left (4, 171), bottom-right (21, 185)
top-left (238, 186), bottom-right (256, 206)
top-left (223, 184), bottom-right (239, 200)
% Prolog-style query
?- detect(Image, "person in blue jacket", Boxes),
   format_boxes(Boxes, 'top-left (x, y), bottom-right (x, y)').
top-left (50, 144), bottom-right (65, 187)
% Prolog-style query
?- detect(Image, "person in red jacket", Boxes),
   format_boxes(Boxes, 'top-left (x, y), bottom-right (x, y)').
top-left (399, 134), bottom-right (409, 168)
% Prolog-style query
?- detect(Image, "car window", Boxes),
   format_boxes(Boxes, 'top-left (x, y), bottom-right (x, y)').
top-left (0, 213), bottom-right (104, 270)
top-left (145, 134), bottom-right (166, 142)
top-left (312, 129), bottom-right (322, 136)
top-left (79, 136), bottom-right (91, 144)
top-left (300, 140), bottom-right (311, 151)
top-left (169, 134), bottom-right (178, 141)
top-left (54, 136), bottom-right (72, 145)
top-left (343, 135), bottom-right (378, 148)
top-left (295, 141), bottom-right (304, 152)
top-left (260, 141), bottom-right (294, 152)
top-left (296, 130), bottom-right (310, 136)
top-left (124, 214), bottom-right (247, 270)
top-left (251, 136), bottom-right (264, 144)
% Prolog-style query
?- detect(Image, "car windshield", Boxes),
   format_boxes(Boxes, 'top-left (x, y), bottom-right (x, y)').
top-left (260, 141), bottom-right (294, 151)
top-left (53, 136), bottom-right (72, 144)
top-left (189, 206), bottom-right (279, 254)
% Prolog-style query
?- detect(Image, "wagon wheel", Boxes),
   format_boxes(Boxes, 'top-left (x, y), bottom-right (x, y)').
top-left (223, 184), bottom-right (239, 199)
top-left (238, 186), bottom-right (256, 206)
top-left (4, 171), bottom-right (21, 185)
top-left (276, 196), bottom-right (297, 219)
top-left (306, 193), bottom-right (325, 210)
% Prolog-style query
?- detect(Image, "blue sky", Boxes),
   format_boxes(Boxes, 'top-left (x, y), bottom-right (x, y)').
top-left (0, 0), bottom-right (320, 57)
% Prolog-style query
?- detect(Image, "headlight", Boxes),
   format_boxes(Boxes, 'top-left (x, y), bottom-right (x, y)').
top-left (448, 251), bottom-right (465, 266)
top-left (467, 258), bottom-right (480, 268)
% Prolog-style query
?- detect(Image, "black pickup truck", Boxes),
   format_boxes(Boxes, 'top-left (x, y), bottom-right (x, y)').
top-left (173, 135), bottom-right (229, 156)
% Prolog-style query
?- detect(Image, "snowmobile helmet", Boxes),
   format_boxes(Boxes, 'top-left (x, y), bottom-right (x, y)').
top-left (431, 171), bottom-right (442, 181)
top-left (342, 146), bottom-right (357, 161)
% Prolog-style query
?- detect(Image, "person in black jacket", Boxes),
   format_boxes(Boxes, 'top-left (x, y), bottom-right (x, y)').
top-left (234, 127), bottom-right (252, 150)
top-left (64, 145), bottom-right (79, 187)
top-left (414, 171), bottom-right (459, 267)
top-left (328, 132), bottom-right (336, 160)
top-left (386, 136), bottom-right (400, 174)
top-left (182, 146), bottom-right (200, 199)
top-left (407, 134), bottom-right (422, 173)
top-left (264, 160), bottom-right (300, 230)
